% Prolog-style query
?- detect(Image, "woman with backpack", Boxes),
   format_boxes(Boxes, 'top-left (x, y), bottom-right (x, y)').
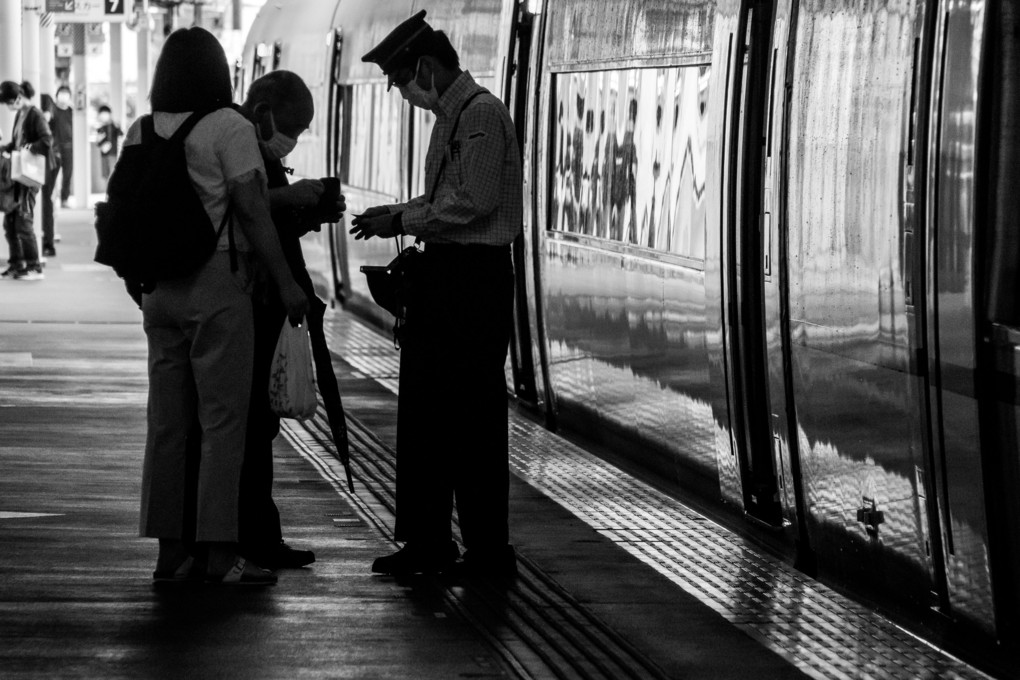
top-left (132, 27), bottom-right (309, 585)
top-left (1, 80), bottom-right (51, 281)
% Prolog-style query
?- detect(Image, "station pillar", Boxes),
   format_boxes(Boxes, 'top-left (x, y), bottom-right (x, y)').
top-left (136, 0), bottom-right (150, 114)
top-left (109, 21), bottom-right (125, 124)
top-left (21, 1), bottom-right (40, 96)
top-left (0, 0), bottom-right (22, 138)
top-left (39, 14), bottom-right (55, 103)
top-left (71, 23), bottom-right (90, 208)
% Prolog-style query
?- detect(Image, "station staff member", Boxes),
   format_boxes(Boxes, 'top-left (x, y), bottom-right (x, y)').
top-left (351, 10), bottom-right (522, 579)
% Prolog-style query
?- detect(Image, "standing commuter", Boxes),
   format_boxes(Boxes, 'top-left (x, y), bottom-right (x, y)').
top-left (95, 105), bottom-right (123, 182)
top-left (49, 85), bottom-right (73, 209)
top-left (235, 70), bottom-right (345, 569)
top-left (136, 27), bottom-right (308, 585)
top-left (1, 81), bottom-right (52, 281)
top-left (352, 10), bottom-right (522, 579)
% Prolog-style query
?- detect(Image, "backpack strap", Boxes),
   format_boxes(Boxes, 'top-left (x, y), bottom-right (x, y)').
top-left (140, 109), bottom-right (216, 146)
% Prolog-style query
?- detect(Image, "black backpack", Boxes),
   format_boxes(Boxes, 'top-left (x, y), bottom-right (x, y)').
top-left (94, 110), bottom-right (231, 289)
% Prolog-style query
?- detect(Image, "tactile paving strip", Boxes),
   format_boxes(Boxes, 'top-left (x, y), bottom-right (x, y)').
top-left (284, 403), bottom-right (671, 680)
top-left (316, 313), bottom-right (992, 680)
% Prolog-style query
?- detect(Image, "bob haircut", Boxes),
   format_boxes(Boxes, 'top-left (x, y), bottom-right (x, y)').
top-left (0, 81), bottom-right (25, 104)
top-left (149, 27), bottom-right (232, 113)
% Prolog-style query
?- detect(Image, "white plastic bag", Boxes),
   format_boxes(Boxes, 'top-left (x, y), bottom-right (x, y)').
top-left (268, 316), bottom-right (317, 420)
top-left (11, 148), bottom-right (45, 189)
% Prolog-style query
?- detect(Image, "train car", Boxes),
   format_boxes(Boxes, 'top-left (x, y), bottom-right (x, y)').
top-left (241, 0), bottom-right (1020, 661)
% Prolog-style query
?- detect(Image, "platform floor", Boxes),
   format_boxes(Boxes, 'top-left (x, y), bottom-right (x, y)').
top-left (0, 209), bottom-right (1001, 679)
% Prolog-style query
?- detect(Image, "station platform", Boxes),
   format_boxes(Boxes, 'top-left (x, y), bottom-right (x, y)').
top-left (0, 209), bottom-right (1001, 679)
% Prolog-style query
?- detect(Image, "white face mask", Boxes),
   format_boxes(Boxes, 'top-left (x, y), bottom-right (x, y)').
top-left (398, 59), bottom-right (439, 110)
top-left (258, 109), bottom-right (298, 159)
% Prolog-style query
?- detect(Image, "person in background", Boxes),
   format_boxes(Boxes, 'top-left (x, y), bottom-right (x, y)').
top-left (136, 27), bottom-right (308, 586)
top-left (1, 80), bottom-right (52, 281)
top-left (352, 11), bottom-right (522, 580)
top-left (96, 105), bottom-right (123, 183)
top-left (50, 85), bottom-right (73, 210)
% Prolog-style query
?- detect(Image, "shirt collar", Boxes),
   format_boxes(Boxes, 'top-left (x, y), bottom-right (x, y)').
top-left (435, 71), bottom-right (479, 119)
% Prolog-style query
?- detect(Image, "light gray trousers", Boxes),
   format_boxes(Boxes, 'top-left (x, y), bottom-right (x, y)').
top-left (139, 252), bottom-right (253, 542)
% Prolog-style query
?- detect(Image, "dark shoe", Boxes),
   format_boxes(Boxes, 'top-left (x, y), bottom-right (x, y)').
top-left (371, 541), bottom-right (459, 575)
top-left (248, 542), bottom-right (315, 570)
top-left (2, 266), bottom-right (19, 278)
top-left (457, 545), bottom-right (518, 581)
top-left (152, 555), bottom-right (202, 584)
top-left (207, 556), bottom-right (277, 586)
top-left (42, 246), bottom-right (56, 257)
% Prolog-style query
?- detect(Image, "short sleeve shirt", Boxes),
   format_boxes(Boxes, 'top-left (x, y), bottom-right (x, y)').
top-left (124, 107), bottom-right (265, 251)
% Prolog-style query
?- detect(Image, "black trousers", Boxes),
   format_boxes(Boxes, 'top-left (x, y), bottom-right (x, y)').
top-left (4, 188), bottom-right (39, 268)
top-left (237, 293), bottom-right (286, 549)
top-left (57, 144), bottom-right (73, 203)
top-left (41, 162), bottom-right (58, 250)
top-left (393, 243), bottom-right (514, 551)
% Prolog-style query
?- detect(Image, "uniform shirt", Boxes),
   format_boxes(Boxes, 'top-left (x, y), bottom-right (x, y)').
top-left (124, 108), bottom-right (266, 252)
top-left (393, 71), bottom-right (522, 246)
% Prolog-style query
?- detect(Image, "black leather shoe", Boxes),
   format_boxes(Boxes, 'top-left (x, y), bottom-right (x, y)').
top-left (457, 545), bottom-right (518, 581)
top-left (245, 542), bottom-right (315, 569)
top-left (371, 541), bottom-right (459, 575)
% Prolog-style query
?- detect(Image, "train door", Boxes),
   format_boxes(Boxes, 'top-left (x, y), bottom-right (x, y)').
top-left (502, 0), bottom-right (542, 408)
top-left (722, 0), bottom-right (784, 528)
top-left (975, 0), bottom-right (1020, 644)
top-left (326, 28), bottom-right (348, 303)
top-left (925, 0), bottom-right (1011, 637)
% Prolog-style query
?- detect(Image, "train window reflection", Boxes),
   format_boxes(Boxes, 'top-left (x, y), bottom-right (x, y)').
top-left (344, 83), bottom-right (403, 197)
top-left (549, 67), bottom-right (709, 261)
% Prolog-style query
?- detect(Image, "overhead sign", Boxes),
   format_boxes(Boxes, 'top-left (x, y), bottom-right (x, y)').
top-left (46, 0), bottom-right (126, 23)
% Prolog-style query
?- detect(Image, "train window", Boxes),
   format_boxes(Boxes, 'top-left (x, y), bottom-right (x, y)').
top-left (344, 83), bottom-right (403, 197)
top-left (549, 66), bottom-right (709, 261)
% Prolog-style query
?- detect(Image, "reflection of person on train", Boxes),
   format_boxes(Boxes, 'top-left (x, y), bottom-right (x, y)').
top-left (619, 98), bottom-right (639, 244)
top-left (569, 92), bottom-right (584, 233)
top-left (350, 10), bottom-right (522, 580)
top-left (600, 90), bottom-right (618, 240)
top-left (234, 70), bottom-right (346, 570)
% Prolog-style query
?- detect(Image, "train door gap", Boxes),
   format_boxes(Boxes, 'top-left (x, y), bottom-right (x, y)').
top-left (728, 0), bottom-right (784, 529)
top-left (913, 4), bottom-right (953, 615)
top-left (326, 29), bottom-right (346, 303)
top-left (773, 0), bottom-right (815, 573)
top-left (507, 2), bottom-right (540, 407)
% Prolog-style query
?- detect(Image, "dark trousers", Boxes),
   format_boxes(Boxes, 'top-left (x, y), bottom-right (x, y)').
top-left (4, 189), bottom-right (39, 268)
top-left (394, 244), bottom-right (514, 551)
top-left (238, 294), bottom-right (286, 549)
top-left (41, 161), bottom-right (58, 250)
top-left (58, 144), bottom-right (73, 203)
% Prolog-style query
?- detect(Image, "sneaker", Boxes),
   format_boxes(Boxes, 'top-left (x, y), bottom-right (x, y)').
top-left (43, 246), bottom-right (56, 257)
top-left (59, 201), bottom-right (69, 209)
top-left (1, 266), bottom-right (18, 278)
top-left (14, 267), bottom-right (44, 281)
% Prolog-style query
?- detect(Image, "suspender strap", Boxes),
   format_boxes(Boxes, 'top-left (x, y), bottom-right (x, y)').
top-left (426, 90), bottom-right (485, 204)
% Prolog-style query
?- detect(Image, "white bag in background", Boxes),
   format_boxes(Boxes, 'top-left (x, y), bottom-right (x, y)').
top-left (268, 316), bottom-right (318, 420)
top-left (11, 148), bottom-right (45, 189)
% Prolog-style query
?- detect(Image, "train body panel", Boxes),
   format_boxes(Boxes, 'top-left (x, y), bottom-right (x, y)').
top-left (241, 0), bottom-right (1020, 656)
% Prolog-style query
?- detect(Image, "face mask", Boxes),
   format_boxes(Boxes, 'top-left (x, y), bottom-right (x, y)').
top-left (398, 59), bottom-right (439, 110)
top-left (258, 109), bottom-right (298, 159)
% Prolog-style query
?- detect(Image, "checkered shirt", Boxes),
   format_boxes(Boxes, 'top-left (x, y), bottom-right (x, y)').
top-left (396, 72), bottom-right (522, 245)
